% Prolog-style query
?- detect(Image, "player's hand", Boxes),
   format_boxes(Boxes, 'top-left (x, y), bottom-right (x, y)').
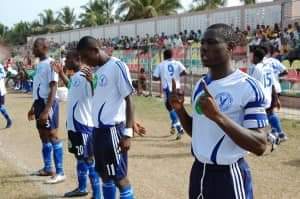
top-left (119, 137), bottom-right (131, 152)
top-left (133, 122), bottom-right (146, 136)
top-left (198, 80), bottom-right (221, 122)
top-left (27, 108), bottom-right (35, 121)
top-left (38, 110), bottom-right (49, 126)
top-left (81, 66), bottom-right (93, 82)
top-left (51, 61), bottom-right (63, 74)
top-left (169, 79), bottom-right (184, 111)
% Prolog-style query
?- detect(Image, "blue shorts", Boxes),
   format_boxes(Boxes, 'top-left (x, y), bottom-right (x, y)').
top-left (93, 123), bottom-right (128, 181)
top-left (189, 158), bottom-right (253, 199)
top-left (0, 95), bottom-right (5, 105)
top-left (34, 98), bottom-right (59, 130)
top-left (68, 131), bottom-right (93, 159)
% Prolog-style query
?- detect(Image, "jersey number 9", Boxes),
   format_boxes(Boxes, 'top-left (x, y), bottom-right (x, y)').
top-left (168, 64), bottom-right (174, 76)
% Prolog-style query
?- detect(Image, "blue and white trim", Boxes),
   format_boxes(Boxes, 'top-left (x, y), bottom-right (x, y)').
top-left (230, 162), bottom-right (246, 199)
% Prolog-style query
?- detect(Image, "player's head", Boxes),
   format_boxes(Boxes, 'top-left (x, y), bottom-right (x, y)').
top-left (65, 49), bottom-right (80, 73)
top-left (200, 23), bottom-right (243, 69)
top-left (77, 36), bottom-right (104, 67)
top-left (33, 38), bottom-right (49, 58)
top-left (252, 46), bottom-right (266, 65)
top-left (163, 49), bottom-right (173, 60)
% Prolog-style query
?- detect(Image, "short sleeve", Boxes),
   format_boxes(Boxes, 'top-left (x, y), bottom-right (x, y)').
top-left (116, 61), bottom-right (134, 98)
top-left (47, 64), bottom-right (59, 83)
top-left (273, 59), bottom-right (286, 74)
top-left (242, 77), bottom-right (269, 129)
top-left (177, 61), bottom-right (186, 73)
top-left (153, 64), bottom-right (161, 78)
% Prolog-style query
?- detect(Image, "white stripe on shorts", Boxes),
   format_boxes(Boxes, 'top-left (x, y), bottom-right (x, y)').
top-left (230, 163), bottom-right (246, 199)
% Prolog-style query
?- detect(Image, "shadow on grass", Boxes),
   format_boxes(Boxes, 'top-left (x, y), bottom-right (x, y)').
top-left (130, 152), bottom-right (190, 159)
top-left (283, 159), bottom-right (300, 167)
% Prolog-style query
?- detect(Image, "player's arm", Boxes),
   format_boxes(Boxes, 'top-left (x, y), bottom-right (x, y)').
top-left (152, 65), bottom-right (161, 81)
top-left (169, 79), bottom-right (192, 136)
top-left (178, 62), bottom-right (187, 76)
top-left (39, 66), bottom-right (59, 125)
top-left (51, 62), bottom-right (69, 86)
top-left (28, 102), bottom-right (35, 121)
top-left (81, 66), bottom-right (94, 96)
top-left (199, 81), bottom-right (267, 156)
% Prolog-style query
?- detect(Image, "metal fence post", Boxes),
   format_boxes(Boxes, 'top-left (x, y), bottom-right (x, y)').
top-left (149, 44), bottom-right (153, 97)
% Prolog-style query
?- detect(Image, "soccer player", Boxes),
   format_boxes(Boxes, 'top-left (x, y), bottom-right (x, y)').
top-left (51, 49), bottom-right (103, 198)
top-left (28, 38), bottom-right (65, 184)
top-left (169, 24), bottom-right (268, 199)
top-left (262, 45), bottom-right (288, 141)
top-left (250, 46), bottom-right (280, 151)
top-left (0, 62), bottom-right (12, 128)
top-left (77, 36), bottom-right (135, 199)
top-left (153, 49), bottom-right (187, 140)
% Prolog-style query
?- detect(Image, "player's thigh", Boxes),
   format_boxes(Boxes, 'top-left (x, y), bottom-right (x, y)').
top-left (93, 126), bottom-right (128, 181)
top-left (68, 131), bottom-right (85, 159)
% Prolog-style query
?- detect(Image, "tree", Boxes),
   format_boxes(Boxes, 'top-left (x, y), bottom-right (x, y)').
top-left (5, 21), bottom-right (31, 45)
top-left (190, 0), bottom-right (225, 11)
top-left (116, 0), bottom-right (182, 21)
top-left (78, 0), bottom-right (116, 27)
top-left (0, 23), bottom-right (8, 40)
top-left (39, 9), bottom-right (57, 26)
top-left (57, 6), bottom-right (76, 28)
top-left (241, 0), bottom-right (256, 5)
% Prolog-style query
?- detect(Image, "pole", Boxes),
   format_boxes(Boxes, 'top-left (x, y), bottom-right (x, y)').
top-left (149, 44), bottom-right (153, 97)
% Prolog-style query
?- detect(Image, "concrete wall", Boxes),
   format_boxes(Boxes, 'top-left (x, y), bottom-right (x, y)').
top-left (28, 0), bottom-right (285, 43)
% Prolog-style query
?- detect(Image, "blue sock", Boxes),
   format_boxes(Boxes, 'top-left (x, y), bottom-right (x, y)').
top-left (52, 141), bottom-right (64, 175)
top-left (42, 142), bottom-right (53, 172)
top-left (268, 112), bottom-right (284, 136)
top-left (77, 160), bottom-right (88, 192)
top-left (169, 110), bottom-right (178, 127)
top-left (0, 105), bottom-right (11, 122)
top-left (102, 180), bottom-right (116, 199)
top-left (120, 185), bottom-right (134, 199)
top-left (87, 161), bottom-right (101, 199)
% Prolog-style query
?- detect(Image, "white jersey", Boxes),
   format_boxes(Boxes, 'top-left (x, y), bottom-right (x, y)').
top-left (192, 70), bottom-right (268, 165)
top-left (0, 64), bottom-right (7, 96)
top-left (92, 57), bottom-right (134, 128)
top-left (33, 58), bottom-right (58, 100)
top-left (153, 59), bottom-right (186, 92)
top-left (263, 57), bottom-right (286, 93)
top-left (250, 62), bottom-right (276, 109)
top-left (67, 71), bottom-right (94, 133)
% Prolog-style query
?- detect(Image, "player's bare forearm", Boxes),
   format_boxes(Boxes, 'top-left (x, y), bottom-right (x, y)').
top-left (44, 81), bottom-right (57, 112)
top-left (125, 95), bottom-right (134, 129)
top-left (58, 71), bottom-right (69, 87)
top-left (214, 112), bottom-right (267, 156)
top-left (176, 106), bottom-right (193, 137)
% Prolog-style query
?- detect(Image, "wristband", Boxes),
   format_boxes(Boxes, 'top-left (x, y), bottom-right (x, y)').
top-left (123, 128), bottom-right (133, 138)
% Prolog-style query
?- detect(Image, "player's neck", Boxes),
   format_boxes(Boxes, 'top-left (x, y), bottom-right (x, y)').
top-left (97, 54), bottom-right (111, 67)
top-left (39, 55), bottom-right (47, 61)
top-left (210, 65), bottom-right (235, 80)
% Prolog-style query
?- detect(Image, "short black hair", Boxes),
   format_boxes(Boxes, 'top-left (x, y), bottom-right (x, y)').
top-left (77, 36), bottom-right (98, 51)
top-left (34, 37), bottom-right (48, 47)
top-left (253, 46), bottom-right (267, 62)
top-left (163, 49), bottom-right (173, 60)
top-left (206, 23), bottom-right (245, 48)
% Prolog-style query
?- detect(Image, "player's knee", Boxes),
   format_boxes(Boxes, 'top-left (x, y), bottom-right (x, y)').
top-left (116, 177), bottom-right (130, 189)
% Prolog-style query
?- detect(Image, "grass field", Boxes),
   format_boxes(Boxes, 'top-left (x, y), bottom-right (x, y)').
top-left (0, 92), bottom-right (299, 199)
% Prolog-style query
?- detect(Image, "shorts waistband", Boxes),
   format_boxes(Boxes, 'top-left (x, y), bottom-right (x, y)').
top-left (94, 122), bottom-right (124, 130)
top-left (195, 158), bottom-right (245, 171)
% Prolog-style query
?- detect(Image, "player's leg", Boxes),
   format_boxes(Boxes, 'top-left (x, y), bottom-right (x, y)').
top-left (93, 128), bottom-right (116, 199)
top-left (86, 134), bottom-right (102, 199)
top-left (33, 99), bottom-right (53, 176)
top-left (267, 109), bottom-right (287, 142)
top-left (0, 95), bottom-right (12, 128)
top-left (113, 125), bottom-right (134, 199)
top-left (45, 101), bottom-right (65, 184)
top-left (165, 99), bottom-right (184, 140)
top-left (36, 129), bottom-right (54, 176)
top-left (64, 131), bottom-right (89, 197)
